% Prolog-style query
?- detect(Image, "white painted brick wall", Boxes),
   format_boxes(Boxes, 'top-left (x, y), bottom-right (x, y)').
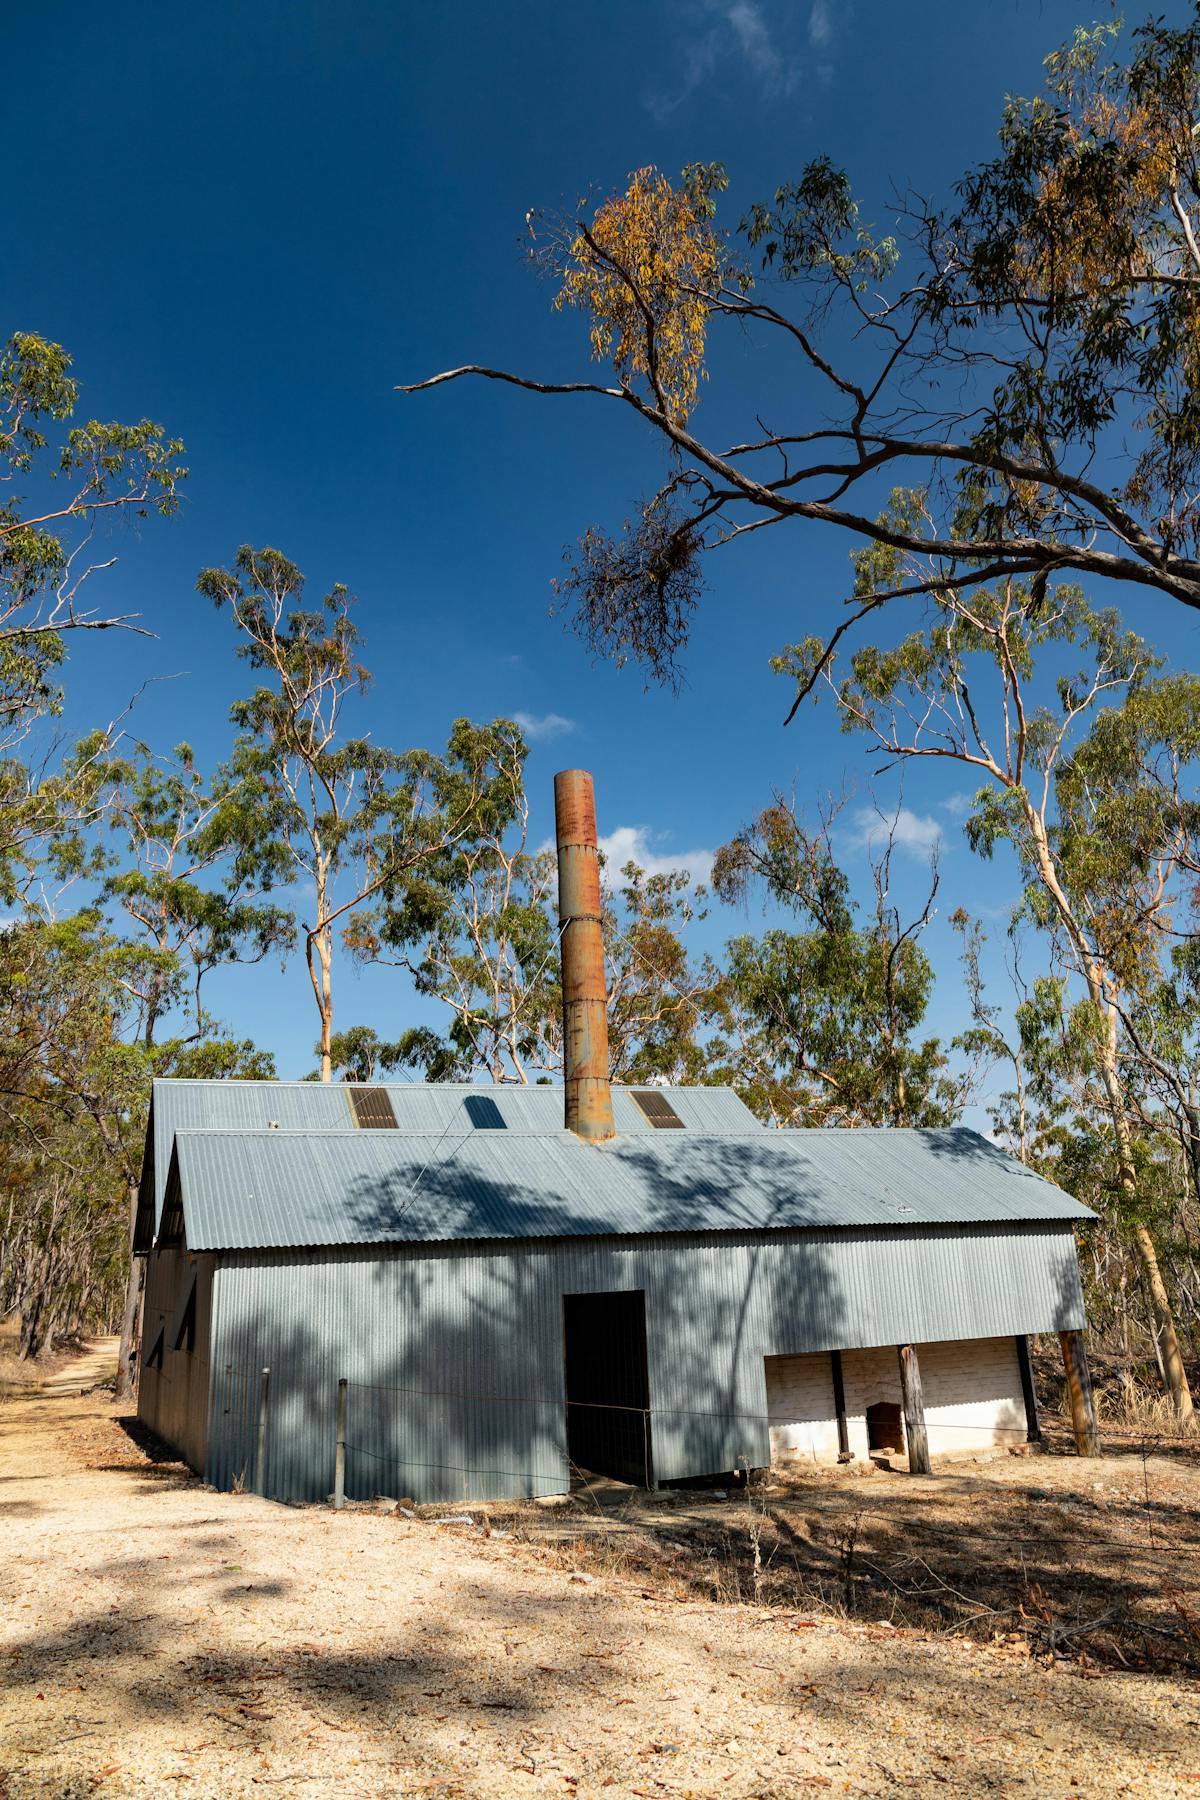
top-left (764, 1352), bottom-right (841, 1464)
top-left (765, 1336), bottom-right (1027, 1468)
top-left (915, 1336), bottom-right (1027, 1454)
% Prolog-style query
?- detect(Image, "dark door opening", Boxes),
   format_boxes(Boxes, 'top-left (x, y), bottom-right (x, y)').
top-left (562, 1290), bottom-right (652, 1486)
top-left (866, 1400), bottom-right (905, 1455)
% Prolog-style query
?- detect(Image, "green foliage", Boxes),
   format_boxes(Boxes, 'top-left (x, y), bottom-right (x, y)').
top-left (945, 12), bottom-right (1200, 540)
top-left (709, 799), bottom-right (957, 1127)
top-left (741, 155), bottom-right (900, 289)
top-left (312, 1025), bottom-right (409, 1083)
top-left (783, 513), bottom-right (1200, 1408)
top-left (367, 719), bottom-right (714, 1085)
top-left (202, 551), bottom-right (546, 1080)
top-left (0, 909), bottom-right (275, 1355)
top-left (0, 330), bottom-right (186, 737)
top-left (100, 741), bottom-right (295, 1045)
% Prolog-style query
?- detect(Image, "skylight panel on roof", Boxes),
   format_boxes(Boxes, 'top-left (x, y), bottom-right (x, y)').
top-left (464, 1094), bottom-right (506, 1129)
top-left (347, 1088), bottom-right (398, 1129)
top-left (631, 1090), bottom-right (684, 1129)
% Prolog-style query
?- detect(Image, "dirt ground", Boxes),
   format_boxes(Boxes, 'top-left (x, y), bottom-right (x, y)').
top-left (521, 1427), bottom-right (1200, 1680)
top-left (2, 1344), bottom-right (1200, 1799)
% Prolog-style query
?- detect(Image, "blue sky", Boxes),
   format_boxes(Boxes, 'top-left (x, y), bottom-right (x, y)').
top-left (10, 0), bottom-right (1200, 1090)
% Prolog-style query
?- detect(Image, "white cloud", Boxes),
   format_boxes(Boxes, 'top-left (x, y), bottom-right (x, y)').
top-left (939, 792), bottom-right (977, 820)
top-left (847, 805), bottom-right (943, 859)
top-left (808, 0), bottom-right (833, 48)
top-left (512, 711), bottom-right (577, 743)
top-left (598, 824), bottom-right (715, 887)
top-left (724, 1), bottom-right (785, 85)
top-left (645, 0), bottom-right (803, 117)
top-left (644, 34), bottom-right (719, 119)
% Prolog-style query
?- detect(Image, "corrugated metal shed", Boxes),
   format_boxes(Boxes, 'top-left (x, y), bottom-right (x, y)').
top-left (167, 1123), bottom-right (1090, 1252)
top-left (204, 1221), bottom-right (1085, 1503)
top-left (137, 1076), bottom-right (1094, 1507)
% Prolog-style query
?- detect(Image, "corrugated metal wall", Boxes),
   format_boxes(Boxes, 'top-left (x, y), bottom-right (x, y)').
top-left (137, 1241), bottom-right (215, 1471)
top-left (197, 1220), bottom-right (1084, 1504)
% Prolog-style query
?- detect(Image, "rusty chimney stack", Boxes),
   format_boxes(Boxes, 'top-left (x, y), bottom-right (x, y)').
top-left (554, 769), bottom-right (615, 1144)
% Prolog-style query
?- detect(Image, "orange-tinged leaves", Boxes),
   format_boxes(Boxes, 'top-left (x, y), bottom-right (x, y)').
top-left (553, 167), bottom-right (722, 424)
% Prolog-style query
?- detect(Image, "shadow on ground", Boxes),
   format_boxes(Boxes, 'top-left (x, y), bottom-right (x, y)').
top-left (486, 1442), bottom-right (1200, 1677)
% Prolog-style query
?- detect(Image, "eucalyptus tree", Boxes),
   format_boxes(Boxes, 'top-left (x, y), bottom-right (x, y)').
top-left (200, 549), bottom-right (508, 1082)
top-left (779, 552), bottom-right (1195, 1421)
top-left (0, 913), bottom-right (169, 1380)
top-left (0, 906), bottom-right (274, 1388)
top-left (404, 15), bottom-right (1200, 679)
top-left (363, 718), bottom-right (714, 1085)
top-left (606, 862), bottom-right (714, 1087)
top-left (102, 741), bottom-right (295, 1048)
top-left (1, 329), bottom-right (185, 731)
top-left (1059, 671), bottom-right (1200, 1201)
top-left (84, 742), bottom-right (293, 1393)
top-left (0, 330), bottom-right (186, 895)
top-left (314, 1026), bottom-right (410, 1084)
top-left (1053, 672), bottom-right (1200, 1361)
top-left (709, 797), bottom-right (959, 1128)
top-left (949, 910), bottom-right (1038, 1163)
top-left (1, 1107), bottom-right (127, 1361)
top-left (356, 717), bottom-right (557, 1083)
top-left (0, 331), bottom-right (260, 1388)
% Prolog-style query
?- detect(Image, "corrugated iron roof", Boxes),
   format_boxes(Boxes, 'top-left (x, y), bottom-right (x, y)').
top-left (138, 1078), bottom-right (761, 1242)
top-left (149, 1076), bottom-right (758, 1136)
top-left (168, 1123), bottom-right (1092, 1253)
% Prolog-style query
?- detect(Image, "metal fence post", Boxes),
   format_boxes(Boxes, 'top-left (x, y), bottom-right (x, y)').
top-left (254, 1366), bottom-right (270, 1497)
top-left (334, 1377), bottom-right (347, 1509)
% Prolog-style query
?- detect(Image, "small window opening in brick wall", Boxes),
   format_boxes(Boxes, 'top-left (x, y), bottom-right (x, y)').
top-left (866, 1400), bottom-right (904, 1455)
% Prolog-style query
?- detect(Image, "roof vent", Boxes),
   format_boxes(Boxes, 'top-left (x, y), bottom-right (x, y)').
top-left (632, 1090), bottom-right (684, 1129)
top-left (348, 1088), bottom-right (398, 1129)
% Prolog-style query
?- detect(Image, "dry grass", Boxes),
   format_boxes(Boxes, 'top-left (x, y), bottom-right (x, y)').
top-left (468, 1431), bottom-right (1200, 1678)
top-left (1034, 1339), bottom-right (1200, 1441)
top-left (0, 1319), bottom-right (48, 1400)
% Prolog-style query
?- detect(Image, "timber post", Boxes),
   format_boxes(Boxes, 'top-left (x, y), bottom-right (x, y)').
top-left (255, 1366), bottom-right (270, 1497)
top-left (334, 1377), bottom-right (347, 1509)
top-left (830, 1349), bottom-right (851, 1461)
top-left (1058, 1330), bottom-right (1099, 1456)
top-left (897, 1343), bottom-right (932, 1475)
top-left (1015, 1334), bottom-right (1042, 1443)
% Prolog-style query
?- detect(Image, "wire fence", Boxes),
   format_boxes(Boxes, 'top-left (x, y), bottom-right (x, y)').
top-left (159, 1352), bottom-right (1196, 1513)
top-left (140, 1346), bottom-right (1200, 1495)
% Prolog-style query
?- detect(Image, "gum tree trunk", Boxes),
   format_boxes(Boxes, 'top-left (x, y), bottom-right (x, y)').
top-left (115, 1178), bottom-right (143, 1402)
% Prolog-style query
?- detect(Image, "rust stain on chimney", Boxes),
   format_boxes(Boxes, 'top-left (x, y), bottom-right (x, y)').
top-left (555, 768), bottom-right (616, 1144)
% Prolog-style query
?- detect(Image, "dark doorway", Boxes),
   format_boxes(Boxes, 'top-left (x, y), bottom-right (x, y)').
top-left (866, 1400), bottom-right (905, 1455)
top-left (562, 1290), bottom-right (652, 1486)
